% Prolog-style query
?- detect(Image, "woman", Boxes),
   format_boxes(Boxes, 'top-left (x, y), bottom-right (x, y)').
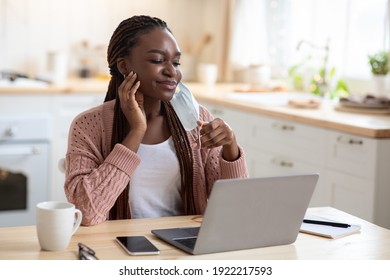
top-left (64, 15), bottom-right (248, 226)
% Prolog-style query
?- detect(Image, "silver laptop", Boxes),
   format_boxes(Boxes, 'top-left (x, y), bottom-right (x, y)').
top-left (151, 174), bottom-right (319, 255)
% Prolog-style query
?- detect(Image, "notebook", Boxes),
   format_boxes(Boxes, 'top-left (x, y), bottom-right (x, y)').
top-left (300, 215), bottom-right (361, 239)
top-left (152, 174), bottom-right (319, 255)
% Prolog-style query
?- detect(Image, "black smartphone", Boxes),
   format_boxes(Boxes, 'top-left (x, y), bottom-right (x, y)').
top-left (116, 236), bottom-right (160, 255)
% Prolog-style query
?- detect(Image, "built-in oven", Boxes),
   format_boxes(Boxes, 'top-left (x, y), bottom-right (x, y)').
top-left (0, 115), bottom-right (50, 227)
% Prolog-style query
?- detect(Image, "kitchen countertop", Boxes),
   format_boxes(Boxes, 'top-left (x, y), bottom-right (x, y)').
top-left (1, 79), bottom-right (390, 138)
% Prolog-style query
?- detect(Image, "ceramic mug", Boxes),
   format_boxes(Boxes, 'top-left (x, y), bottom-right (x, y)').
top-left (36, 201), bottom-right (82, 251)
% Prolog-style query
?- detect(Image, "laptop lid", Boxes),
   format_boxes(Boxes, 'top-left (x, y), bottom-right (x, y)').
top-left (152, 174), bottom-right (318, 255)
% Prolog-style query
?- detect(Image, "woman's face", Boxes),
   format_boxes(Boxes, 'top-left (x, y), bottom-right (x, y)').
top-left (124, 28), bottom-right (182, 101)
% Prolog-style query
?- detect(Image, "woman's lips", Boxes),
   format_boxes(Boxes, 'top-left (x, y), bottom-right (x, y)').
top-left (158, 80), bottom-right (177, 90)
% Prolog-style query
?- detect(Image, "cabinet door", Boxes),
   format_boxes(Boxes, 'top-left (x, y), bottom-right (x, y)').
top-left (328, 170), bottom-right (375, 222)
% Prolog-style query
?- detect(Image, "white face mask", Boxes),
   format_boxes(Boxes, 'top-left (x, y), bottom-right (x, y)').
top-left (170, 82), bottom-right (200, 131)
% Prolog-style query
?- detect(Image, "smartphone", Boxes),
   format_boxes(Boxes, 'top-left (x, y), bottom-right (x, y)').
top-left (116, 236), bottom-right (160, 255)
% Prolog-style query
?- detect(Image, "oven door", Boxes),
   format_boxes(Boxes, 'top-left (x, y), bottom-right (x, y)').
top-left (0, 142), bottom-right (49, 227)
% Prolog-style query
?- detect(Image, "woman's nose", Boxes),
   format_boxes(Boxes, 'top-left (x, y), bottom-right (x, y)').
top-left (163, 62), bottom-right (176, 76)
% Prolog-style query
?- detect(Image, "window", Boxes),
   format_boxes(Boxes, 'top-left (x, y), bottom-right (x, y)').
top-left (230, 0), bottom-right (389, 84)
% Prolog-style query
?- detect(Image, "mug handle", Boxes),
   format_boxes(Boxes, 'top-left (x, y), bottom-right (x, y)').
top-left (72, 209), bottom-right (83, 235)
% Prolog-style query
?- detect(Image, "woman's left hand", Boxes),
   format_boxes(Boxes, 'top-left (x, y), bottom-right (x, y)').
top-left (198, 119), bottom-right (240, 161)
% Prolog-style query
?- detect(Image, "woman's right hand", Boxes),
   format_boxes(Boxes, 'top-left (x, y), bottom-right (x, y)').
top-left (118, 72), bottom-right (147, 151)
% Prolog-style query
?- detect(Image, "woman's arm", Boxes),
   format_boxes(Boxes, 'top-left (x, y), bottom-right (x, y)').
top-left (64, 110), bottom-right (140, 226)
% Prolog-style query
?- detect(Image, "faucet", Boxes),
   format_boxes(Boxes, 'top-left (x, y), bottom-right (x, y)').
top-left (296, 39), bottom-right (330, 97)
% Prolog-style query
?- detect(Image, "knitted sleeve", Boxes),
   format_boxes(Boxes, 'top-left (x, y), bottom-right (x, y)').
top-left (64, 106), bottom-right (140, 226)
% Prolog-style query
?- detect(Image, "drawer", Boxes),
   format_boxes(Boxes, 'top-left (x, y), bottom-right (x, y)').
top-left (247, 148), bottom-right (329, 207)
top-left (252, 115), bottom-right (326, 164)
top-left (326, 131), bottom-right (377, 179)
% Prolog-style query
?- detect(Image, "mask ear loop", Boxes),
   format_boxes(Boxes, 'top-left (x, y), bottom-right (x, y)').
top-left (197, 121), bottom-right (204, 149)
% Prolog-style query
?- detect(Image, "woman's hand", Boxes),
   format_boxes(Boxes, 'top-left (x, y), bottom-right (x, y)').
top-left (118, 72), bottom-right (146, 132)
top-left (198, 119), bottom-right (240, 161)
top-left (118, 72), bottom-right (146, 151)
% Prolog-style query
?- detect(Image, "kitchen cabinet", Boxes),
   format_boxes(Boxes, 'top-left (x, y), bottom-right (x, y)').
top-left (201, 101), bottom-right (390, 228)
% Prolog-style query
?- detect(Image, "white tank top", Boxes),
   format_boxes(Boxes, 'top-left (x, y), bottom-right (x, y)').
top-left (129, 137), bottom-right (182, 218)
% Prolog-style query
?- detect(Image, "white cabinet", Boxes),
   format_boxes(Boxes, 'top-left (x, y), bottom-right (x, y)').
top-left (201, 101), bottom-right (390, 228)
top-left (326, 131), bottom-right (390, 227)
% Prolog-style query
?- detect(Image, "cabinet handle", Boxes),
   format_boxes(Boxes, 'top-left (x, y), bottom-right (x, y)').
top-left (337, 136), bottom-right (363, 145)
top-left (211, 109), bottom-right (224, 116)
top-left (272, 123), bottom-right (295, 131)
top-left (271, 158), bottom-right (294, 168)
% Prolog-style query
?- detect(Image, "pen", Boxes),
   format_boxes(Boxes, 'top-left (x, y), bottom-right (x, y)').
top-left (303, 219), bottom-right (351, 228)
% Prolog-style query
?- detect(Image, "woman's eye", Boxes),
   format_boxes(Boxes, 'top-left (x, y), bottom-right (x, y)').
top-left (150, 59), bottom-right (180, 67)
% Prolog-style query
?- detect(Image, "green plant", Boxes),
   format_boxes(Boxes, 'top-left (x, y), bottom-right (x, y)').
top-left (368, 51), bottom-right (389, 75)
top-left (288, 64), bottom-right (349, 99)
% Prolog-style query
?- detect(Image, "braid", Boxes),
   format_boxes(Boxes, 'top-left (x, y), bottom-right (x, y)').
top-left (104, 16), bottom-right (194, 220)
top-left (163, 102), bottom-right (196, 215)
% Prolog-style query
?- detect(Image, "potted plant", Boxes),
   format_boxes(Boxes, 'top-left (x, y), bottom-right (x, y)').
top-left (368, 51), bottom-right (389, 75)
top-left (368, 51), bottom-right (389, 97)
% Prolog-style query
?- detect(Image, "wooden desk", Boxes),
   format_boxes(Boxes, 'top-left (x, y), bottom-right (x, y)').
top-left (1, 207), bottom-right (389, 260)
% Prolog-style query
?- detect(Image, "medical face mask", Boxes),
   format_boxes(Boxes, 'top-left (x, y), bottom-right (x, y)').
top-left (170, 82), bottom-right (200, 131)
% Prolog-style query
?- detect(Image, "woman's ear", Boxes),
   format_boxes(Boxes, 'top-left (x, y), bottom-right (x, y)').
top-left (116, 57), bottom-right (128, 77)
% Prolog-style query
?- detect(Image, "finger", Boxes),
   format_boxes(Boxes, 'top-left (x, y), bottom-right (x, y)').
top-left (201, 132), bottom-right (229, 148)
top-left (119, 72), bottom-right (137, 101)
top-left (200, 121), bottom-right (234, 148)
top-left (128, 81), bottom-right (141, 103)
top-left (197, 120), bottom-right (205, 127)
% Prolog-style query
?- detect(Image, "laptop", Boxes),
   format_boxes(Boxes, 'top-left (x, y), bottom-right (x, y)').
top-left (151, 174), bottom-right (318, 255)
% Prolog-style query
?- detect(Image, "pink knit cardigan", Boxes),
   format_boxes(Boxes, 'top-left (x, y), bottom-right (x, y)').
top-left (64, 100), bottom-right (248, 225)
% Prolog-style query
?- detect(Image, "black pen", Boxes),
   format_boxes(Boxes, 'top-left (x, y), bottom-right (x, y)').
top-left (303, 219), bottom-right (351, 228)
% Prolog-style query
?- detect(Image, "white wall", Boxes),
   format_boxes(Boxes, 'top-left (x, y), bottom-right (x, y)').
top-left (0, 0), bottom-right (219, 79)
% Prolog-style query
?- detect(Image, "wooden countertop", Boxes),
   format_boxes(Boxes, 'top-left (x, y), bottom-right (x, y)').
top-left (0, 78), bottom-right (110, 94)
top-left (1, 80), bottom-right (389, 138)
top-left (188, 84), bottom-right (390, 139)
top-left (1, 207), bottom-right (389, 260)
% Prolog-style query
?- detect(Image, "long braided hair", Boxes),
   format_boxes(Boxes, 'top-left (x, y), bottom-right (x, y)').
top-left (105, 15), bottom-right (195, 220)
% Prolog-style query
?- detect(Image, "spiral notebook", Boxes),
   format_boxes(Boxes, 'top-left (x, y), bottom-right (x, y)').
top-left (300, 215), bottom-right (361, 239)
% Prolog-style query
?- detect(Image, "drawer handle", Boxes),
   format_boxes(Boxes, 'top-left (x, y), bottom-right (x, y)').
top-left (271, 158), bottom-right (294, 168)
top-left (337, 136), bottom-right (363, 145)
top-left (211, 109), bottom-right (224, 116)
top-left (272, 123), bottom-right (295, 131)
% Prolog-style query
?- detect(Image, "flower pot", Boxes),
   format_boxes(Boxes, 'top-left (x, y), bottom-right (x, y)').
top-left (372, 75), bottom-right (390, 98)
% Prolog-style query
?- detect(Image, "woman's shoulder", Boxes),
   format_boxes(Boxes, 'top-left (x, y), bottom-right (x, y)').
top-left (71, 100), bottom-right (115, 126)
top-left (75, 100), bottom-right (115, 119)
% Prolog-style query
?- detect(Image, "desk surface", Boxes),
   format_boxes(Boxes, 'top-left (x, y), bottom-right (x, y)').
top-left (0, 207), bottom-right (389, 260)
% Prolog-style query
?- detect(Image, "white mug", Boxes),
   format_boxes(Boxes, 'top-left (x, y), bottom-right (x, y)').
top-left (36, 201), bottom-right (82, 251)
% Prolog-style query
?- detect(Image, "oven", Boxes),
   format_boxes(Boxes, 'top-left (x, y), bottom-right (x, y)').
top-left (0, 115), bottom-right (50, 227)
